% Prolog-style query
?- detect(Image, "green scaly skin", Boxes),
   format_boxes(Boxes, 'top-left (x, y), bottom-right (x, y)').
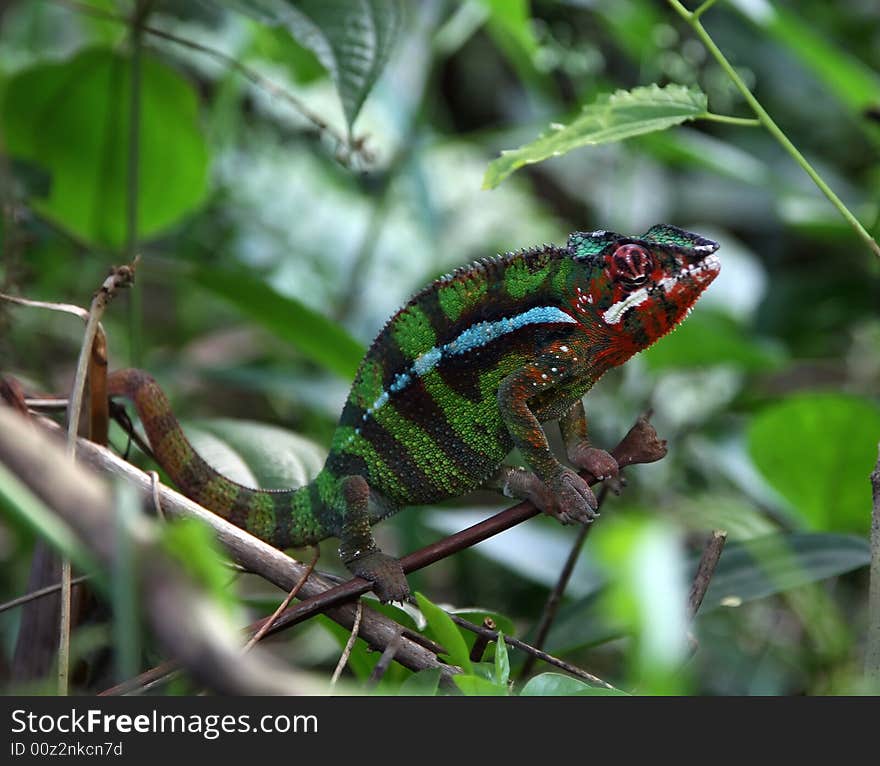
top-left (109, 224), bottom-right (720, 602)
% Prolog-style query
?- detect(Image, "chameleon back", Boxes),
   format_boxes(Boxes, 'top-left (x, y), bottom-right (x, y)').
top-left (326, 244), bottom-right (599, 508)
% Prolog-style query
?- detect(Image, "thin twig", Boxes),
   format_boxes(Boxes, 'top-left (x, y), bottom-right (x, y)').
top-left (66, 263), bottom-right (139, 459)
top-left (450, 614), bottom-right (616, 690)
top-left (0, 293), bottom-right (89, 320)
top-left (666, 0), bottom-right (880, 260)
top-left (469, 617), bottom-right (496, 663)
top-left (519, 484), bottom-right (610, 679)
top-left (147, 471), bottom-right (165, 521)
top-left (331, 600), bottom-right (363, 685)
top-left (687, 529), bottom-right (727, 620)
top-left (0, 575), bottom-right (91, 614)
top-left (367, 628), bottom-right (404, 688)
top-left (243, 547), bottom-right (319, 651)
top-left (866, 444), bottom-right (880, 682)
top-left (60, 261), bottom-right (138, 694)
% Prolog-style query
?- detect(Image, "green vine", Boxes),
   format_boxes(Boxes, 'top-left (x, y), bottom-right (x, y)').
top-left (667, 0), bottom-right (880, 260)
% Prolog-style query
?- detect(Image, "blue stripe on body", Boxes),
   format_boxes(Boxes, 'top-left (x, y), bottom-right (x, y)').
top-left (367, 305), bottom-right (576, 416)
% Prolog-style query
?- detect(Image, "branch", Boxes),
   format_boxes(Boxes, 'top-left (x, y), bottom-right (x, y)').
top-left (242, 412), bottom-right (668, 642)
top-left (32, 417), bottom-right (454, 687)
top-left (687, 529), bottom-right (727, 620)
top-left (0, 407), bottom-right (329, 694)
top-left (450, 614), bottom-right (617, 690)
top-left (0, 575), bottom-right (91, 614)
top-left (518, 484), bottom-right (609, 679)
top-left (42, 410), bottom-right (665, 692)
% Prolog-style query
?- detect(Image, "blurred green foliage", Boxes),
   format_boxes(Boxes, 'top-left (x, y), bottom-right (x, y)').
top-left (0, 0), bottom-right (878, 696)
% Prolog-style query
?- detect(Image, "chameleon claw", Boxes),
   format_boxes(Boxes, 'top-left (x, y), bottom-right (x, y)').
top-left (345, 550), bottom-right (411, 604)
top-left (548, 467), bottom-right (598, 525)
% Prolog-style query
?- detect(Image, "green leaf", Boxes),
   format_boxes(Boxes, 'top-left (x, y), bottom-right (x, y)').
top-left (248, 23), bottom-right (326, 85)
top-left (161, 517), bottom-right (240, 618)
top-left (476, 0), bottom-right (538, 56)
top-left (191, 267), bottom-right (365, 379)
top-left (218, 0), bottom-right (402, 130)
top-left (318, 616), bottom-right (374, 680)
top-left (398, 668), bottom-right (441, 696)
top-left (415, 592), bottom-right (472, 673)
top-left (186, 418), bottom-right (326, 489)
top-left (483, 84), bottom-right (709, 189)
top-left (519, 673), bottom-right (627, 696)
top-left (493, 630), bottom-right (510, 686)
top-left (453, 674), bottom-right (508, 696)
top-left (701, 532), bottom-right (870, 611)
top-left (1, 47), bottom-right (209, 249)
top-left (748, 393), bottom-right (880, 531)
top-left (643, 310), bottom-right (784, 371)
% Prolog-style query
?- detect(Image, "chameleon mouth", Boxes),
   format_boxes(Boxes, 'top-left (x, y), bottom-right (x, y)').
top-left (682, 235), bottom-right (720, 261)
top-left (687, 251), bottom-right (721, 281)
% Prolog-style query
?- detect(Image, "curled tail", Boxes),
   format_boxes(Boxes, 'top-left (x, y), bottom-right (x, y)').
top-left (108, 368), bottom-right (330, 548)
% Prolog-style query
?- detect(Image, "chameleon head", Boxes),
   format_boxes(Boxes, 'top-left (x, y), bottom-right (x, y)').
top-left (568, 224), bottom-right (720, 356)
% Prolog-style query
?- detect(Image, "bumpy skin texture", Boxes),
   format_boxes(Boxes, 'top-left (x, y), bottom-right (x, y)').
top-left (109, 224), bottom-right (720, 602)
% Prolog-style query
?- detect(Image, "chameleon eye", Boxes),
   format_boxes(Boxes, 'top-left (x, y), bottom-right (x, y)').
top-left (612, 244), bottom-right (653, 290)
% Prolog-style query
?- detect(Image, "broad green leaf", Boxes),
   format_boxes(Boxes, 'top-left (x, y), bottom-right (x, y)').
top-left (217, 0), bottom-right (402, 130)
top-left (701, 532), bottom-right (871, 611)
top-left (186, 418), bottom-right (326, 489)
top-left (1, 48), bottom-right (209, 249)
top-left (363, 600), bottom-right (420, 632)
top-left (483, 84), bottom-right (709, 189)
top-left (519, 673), bottom-right (627, 696)
top-left (453, 674), bottom-right (507, 696)
top-left (191, 267), bottom-right (365, 379)
top-left (643, 310), bottom-right (784, 371)
top-left (748, 393), bottom-right (880, 531)
top-left (494, 630), bottom-right (510, 686)
top-left (415, 592), bottom-right (472, 673)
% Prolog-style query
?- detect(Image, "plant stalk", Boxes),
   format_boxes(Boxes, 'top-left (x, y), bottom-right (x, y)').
top-left (667, 0), bottom-right (880, 260)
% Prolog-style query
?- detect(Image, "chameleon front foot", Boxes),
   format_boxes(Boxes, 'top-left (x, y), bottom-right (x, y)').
top-left (493, 465), bottom-right (598, 526)
top-left (345, 550), bottom-right (411, 604)
top-left (548, 467), bottom-right (599, 525)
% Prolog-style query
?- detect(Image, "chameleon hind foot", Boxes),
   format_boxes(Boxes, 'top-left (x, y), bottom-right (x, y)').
top-left (345, 550), bottom-right (411, 604)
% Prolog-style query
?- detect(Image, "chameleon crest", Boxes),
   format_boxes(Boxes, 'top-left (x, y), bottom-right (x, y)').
top-left (109, 224), bottom-right (719, 602)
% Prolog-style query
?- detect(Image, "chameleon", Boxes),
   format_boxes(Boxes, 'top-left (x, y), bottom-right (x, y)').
top-left (108, 224), bottom-right (719, 603)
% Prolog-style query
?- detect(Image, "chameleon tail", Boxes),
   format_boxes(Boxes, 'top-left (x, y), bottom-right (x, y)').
top-left (107, 368), bottom-right (328, 547)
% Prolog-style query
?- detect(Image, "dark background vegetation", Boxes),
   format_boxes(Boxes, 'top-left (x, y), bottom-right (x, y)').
top-left (0, 0), bottom-right (878, 695)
